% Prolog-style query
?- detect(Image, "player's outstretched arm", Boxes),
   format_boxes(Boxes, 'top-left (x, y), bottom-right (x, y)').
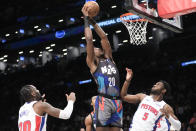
top-left (35, 92), bottom-right (76, 120)
top-left (120, 68), bottom-right (133, 100)
top-left (85, 114), bottom-right (92, 131)
top-left (82, 6), bottom-right (97, 72)
top-left (121, 68), bottom-right (146, 103)
top-left (88, 18), bottom-right (112, 60)
top-left (161, 104), bottom-right (181, 130)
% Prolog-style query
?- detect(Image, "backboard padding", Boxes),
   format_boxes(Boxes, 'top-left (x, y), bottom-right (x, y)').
top-left (124, 0), bottom-right (183, 33)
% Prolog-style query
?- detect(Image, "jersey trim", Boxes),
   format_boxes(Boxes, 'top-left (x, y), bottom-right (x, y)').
top-left (35, 115), bottom-right (45, 131)
top-left (91, 58), bottom-right (109, 74)
top-left (165, 118), bottom-right (170, 131)
top-left (92, 58), bottom-right (113, 75)
top-left (153, 115), bottom-right (163, 131)
top-left (35, 115), bottom-right (41, 131)
top-left (98, 93), bottom-right (121, 100)
top-left (40, 117), bottom-right (45, 131)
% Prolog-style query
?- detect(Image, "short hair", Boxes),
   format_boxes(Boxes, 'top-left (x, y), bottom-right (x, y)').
top-left (20, 85), bottom-right (34, 102)
top-left (159, 80), bottom-right (170, 92)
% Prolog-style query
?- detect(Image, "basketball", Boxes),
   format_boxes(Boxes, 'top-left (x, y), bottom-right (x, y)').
top-left (84, 1), bottom-right (100, 17)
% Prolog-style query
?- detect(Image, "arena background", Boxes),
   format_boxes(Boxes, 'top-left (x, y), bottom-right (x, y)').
top-left (0, 0), bottom-right (195, 130)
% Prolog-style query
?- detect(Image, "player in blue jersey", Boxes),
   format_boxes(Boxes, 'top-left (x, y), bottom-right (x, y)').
top-left (82, 6), bottom-right (124, 131)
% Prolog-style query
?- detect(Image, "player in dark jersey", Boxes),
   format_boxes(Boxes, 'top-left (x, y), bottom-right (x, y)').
top-left (85, 96), bottom-right (97, 131)
top-left (82, 6), bottom-right (123, 131)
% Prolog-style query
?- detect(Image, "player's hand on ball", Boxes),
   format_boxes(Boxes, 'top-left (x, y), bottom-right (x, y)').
top-left (81, 5), bottom-right (89, 17)
top-left (66, 92), bottom-right (76, 102)
top-left (126, 68), bottom-right (133, 81)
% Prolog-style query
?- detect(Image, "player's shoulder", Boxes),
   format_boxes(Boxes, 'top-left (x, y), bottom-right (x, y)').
top-left (136, 93), bottom-right (146, 96)
top-left (33, 101), bottom-right (50, 116)
top-left (164, 104), bottom-right (174, 112)
top-left (137, 93), bottom-right (147, 101)
top-left (87, 57), bottom-right (99, 74)
top-left (20, 101), bottom-right (37, 109)
top-left (164, 104), bottom-right (171, 109)
top-left (160, 99), bottom-right (167, 105)
top-left (33, 101), bottom-right (48, 109)
top-left (105, 57), bottom-right (115, 64)
top-left (19, 105), bottom-right (24, 113)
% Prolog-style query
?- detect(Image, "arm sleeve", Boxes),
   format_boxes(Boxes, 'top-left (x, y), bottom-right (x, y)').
top-left (59, 100), bottom-right (74, 119)
top-left (168, 115), bottom-right (181, 131)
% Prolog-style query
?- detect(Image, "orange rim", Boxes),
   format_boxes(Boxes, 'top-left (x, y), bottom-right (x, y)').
top-left (120, 13), bottom-right (147, 22)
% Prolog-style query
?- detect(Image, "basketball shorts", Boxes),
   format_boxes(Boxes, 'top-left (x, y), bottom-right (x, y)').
top-left (95, 95), bottom-right (123, 128)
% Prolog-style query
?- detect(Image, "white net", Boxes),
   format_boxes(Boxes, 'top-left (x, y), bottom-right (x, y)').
top-left (121, 17), bottom-right (148, 45)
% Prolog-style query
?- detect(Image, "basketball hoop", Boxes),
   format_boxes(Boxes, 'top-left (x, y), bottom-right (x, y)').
top-left (120, 13), bottom-right (148, 45)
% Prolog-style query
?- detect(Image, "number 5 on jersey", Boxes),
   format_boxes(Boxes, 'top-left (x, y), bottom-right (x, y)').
top-left (142, 112), bottom-right (149, 120)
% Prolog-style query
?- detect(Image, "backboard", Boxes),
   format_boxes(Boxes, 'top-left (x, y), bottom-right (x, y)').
top-left (124, 0), bottom-right (183, 33)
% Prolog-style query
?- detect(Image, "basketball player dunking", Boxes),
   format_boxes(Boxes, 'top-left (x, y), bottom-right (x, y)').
top-left (18, 85), bottom-right (76, 131)
top-left (85, 96), bottom-right (97, 131)
top-left (121, 68), bottom-right (181, 131)
top-left (82, 6), bottom-right (123, 131)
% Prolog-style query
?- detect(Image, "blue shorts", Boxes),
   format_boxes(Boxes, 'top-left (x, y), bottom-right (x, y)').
top-left (95, 96), bottom-right (123, 128)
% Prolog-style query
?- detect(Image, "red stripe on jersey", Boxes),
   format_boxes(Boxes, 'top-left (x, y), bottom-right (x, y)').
top-left (117, 103), bottom-right (122, 113)
top-left (99, 97), bottom-right (105, 111)
top-left (35, 115), bottom-right (41, 131)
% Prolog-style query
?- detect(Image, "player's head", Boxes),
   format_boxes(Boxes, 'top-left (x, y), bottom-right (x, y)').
top-left (91, 96), bottom-right (97, 107)
top-left (93, 42), bottom-right (104, 58)
top-left (94, 47), bottom-right (104, 58)
top-left (151, 80), bottom-right (170, 96)
top-left (20, 85), bottom-right (42, 102)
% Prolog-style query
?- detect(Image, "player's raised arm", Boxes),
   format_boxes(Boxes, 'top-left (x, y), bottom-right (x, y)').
top-left (161, 104), bottom-right (181, 130)
top-left (35, 92), bottom-right (76, 120)
top-left (82, 6), bottom-right (97, 72)
top-left (88, 18), bottom-right (113, 60)
top-left (121, 68), bottom-right (146, 103)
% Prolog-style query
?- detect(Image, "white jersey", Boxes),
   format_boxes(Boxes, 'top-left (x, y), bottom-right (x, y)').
top-left (156, 116), bottom-right (171, 131)
top-left (18, 101), bottom-right (47, 131)
top-left (129, 95), bottom-right (166, 131)
top-left (156, 116), bottom-right (177, 131)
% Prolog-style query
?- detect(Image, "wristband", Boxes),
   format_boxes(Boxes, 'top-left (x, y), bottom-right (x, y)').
top-left (59, 100), bottom-right (74, 119)
top-left (89, 18), bottom-right (96, 25)
top-left (168, 115), bottom-right (181, 130)
top-left (84, 16), bottom-right (90, 28)
top-left (125, 79), bottom-right (131, 83)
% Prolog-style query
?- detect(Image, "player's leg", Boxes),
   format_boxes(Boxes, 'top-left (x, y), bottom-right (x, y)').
top-left (109, 100), bottom-right (123, 131)
top-left (96, 127), bottom-right (110, 131)
top-left (109, 127), bottom-right (121, 131)
top-left (95, 96), bottom-right (112, 131)
top-left (96, 126), bottom-right (121, 131)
